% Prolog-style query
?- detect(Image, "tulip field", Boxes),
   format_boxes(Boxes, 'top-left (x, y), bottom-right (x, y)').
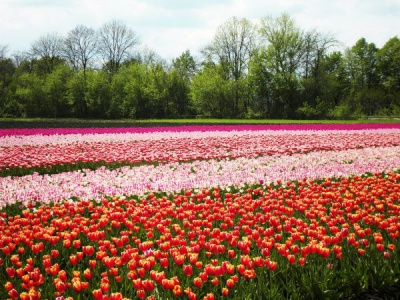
top-left (0, 123), bottom-right (399, 299)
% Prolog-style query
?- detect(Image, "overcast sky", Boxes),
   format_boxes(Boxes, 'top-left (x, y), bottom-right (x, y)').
top-left (1, 0), bottom-right (399, 60)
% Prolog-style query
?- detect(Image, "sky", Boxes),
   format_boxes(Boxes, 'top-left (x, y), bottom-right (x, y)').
top-left (1, 0), bottom-right (399, 60)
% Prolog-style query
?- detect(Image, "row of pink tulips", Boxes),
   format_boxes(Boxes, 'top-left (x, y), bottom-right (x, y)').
top-left (1, 146), bottom-right (399, 209)
top-left (1, 123), bottom-right (400, 137)
top-left (2, 128), bottom-right (400, 147)
top-left (1, 129), bottom-right (399, 170)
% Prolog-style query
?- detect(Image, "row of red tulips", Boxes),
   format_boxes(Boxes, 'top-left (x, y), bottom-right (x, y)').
top-left (1, 172), bottom-right (399, 299)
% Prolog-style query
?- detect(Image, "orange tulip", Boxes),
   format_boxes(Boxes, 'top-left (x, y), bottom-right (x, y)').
top-left (173, 284), bottom-right (183, 296)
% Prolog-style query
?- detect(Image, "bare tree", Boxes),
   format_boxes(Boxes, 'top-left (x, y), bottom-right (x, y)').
top-left (201, 16), bottom-right (257, 116)
top-left (302, 29), bottom-right (338, 79)
top-left (30, 33), bottom-right (64, 73)
top-left (260, 13), bottom-right (307, 76)
top-left (131, 46), bottom-right (163, 66)
top-left (12, 51), bottom-right (30, 68)
top-left (64, 24), bottom-right (98, 74)
top-left (97, 20), bottom-right (140, 74)
top-left (202, 16), bottom-right (257, 81)
top-left (0, 44), bottom-right (9, 59)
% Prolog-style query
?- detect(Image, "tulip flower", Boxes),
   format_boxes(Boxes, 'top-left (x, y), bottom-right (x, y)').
top-left (222, 287), bottom-right (229, 297)
top-left (183, 264), bottom-right (193, 276)
top-left (193, 277), bottom-right (203, 288)
top-left (173, 285), bottom-right (183, 296)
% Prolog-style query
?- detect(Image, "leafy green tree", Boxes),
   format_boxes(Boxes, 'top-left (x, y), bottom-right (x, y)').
top-left (42, 64), bottom-right (72, 118)
top-left (190, 63), bottom-right (234, 117)
top-left (377, 36), bottom-right (400, 92)
top-left (0, 57), bottom-right (16, 116)
top-left (14, 72), bottom-right (44, 117)
top-left (142, 62), bottom-right (169, 118)
top-left (109, 63), bottom-right (145, 118)
top-left (376, 36), bottom-right (400, 115)
top-left (297, 31), bottom-right (338, 118)
top-left (247, 49), bottom-right (274, 118)
top-left (110, 61), bottom-right (172, 119)
top-left (348, 38), bottom-right (379, 89)
top-left (84, 70), bottom-right (111, 118)
top-left (298, 51), bottom-right (348, 119)
top-left (342, 38), bottom-right (381, 116)
top-left (170, 50), bottom-right (197, 116)
top-left (258, 13), bottom-right (307, 118)
top-left (109, 66), bottom-right (129, 119)
top-left (67, 71), bottom-right (87, 117)
top-left (67, 69), bottom-right (111, 119)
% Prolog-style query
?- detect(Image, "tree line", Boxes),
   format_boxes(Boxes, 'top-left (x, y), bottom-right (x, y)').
top-left (0, 14), bottom-right (399, 119)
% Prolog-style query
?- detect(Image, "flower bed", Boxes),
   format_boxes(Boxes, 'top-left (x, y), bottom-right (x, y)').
top-left (1, 146), bottom-right (399, 209)
top-left (0, 124), bottom-right (399, 300)
top-left (1, 128), bottom-right (400, 174)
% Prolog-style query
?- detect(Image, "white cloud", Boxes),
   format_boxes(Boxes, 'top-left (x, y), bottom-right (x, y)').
top-left (1, 0), bottom-right (399, 59)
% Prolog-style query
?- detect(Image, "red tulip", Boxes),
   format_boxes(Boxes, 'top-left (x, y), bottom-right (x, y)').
top-left (357, 249), bottom-right (366, 256)
top-left (84, 268), bottom-right (93, 280)
top-left (51, 249), bottom-right (59, 259)
top-left (92, 289), bottom-right (103, 300)
top-left (4, 281), bottom-right (14, 291)
top-left (133, 279), bottom-right (142, 290)
top-left (160, 257), bottom-right (169, 268)
top-left (100, 281), bottom-right (110, 293)
top-left (54, 279), bottom-right (67, 293)
top-left (2, 245), bottom-right (11, 256)
top-left (211, 277), bottom-right (219, 286)
top-left (376, 243), bottom-right (384, 252)
top-left (69, 254), bottom-right (78, 266)
top-left (193, 277), bottom-right (203, 288)
top-left (73, 239), bottom-right (81, 248)
top-left (89, 260), bottom-right (97, 269)
top-left (237, 264), bottom-right (245, 275)
top-left (204, 293), bottom-right (215, 300)
top-left (188, 291), bottom-right (197, 300)
top-left (299, 257), bottom-right (306, 266)
top-left (72, 280), bottom-right (82, 292)
top-left (6, 267), bottom-right (15, 278)
top-left (287, 255), bottom-right (296, 265)
top-left (199, 271), bottom-right (208, 282)
top-left (142, 279), bottom-right (155, 292)
top-left (109, 293), bottom-right (124, 300)
top-left (83, 245), bottom-right (94, 256)
top-left (63, 239), bottom-right (71, 248)
top-left (137, 267), bottom-right (146, 278)
top-left (183, 264), bottom-right (193, 276)
top-left (8, 289), bottom-right (19, 300)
